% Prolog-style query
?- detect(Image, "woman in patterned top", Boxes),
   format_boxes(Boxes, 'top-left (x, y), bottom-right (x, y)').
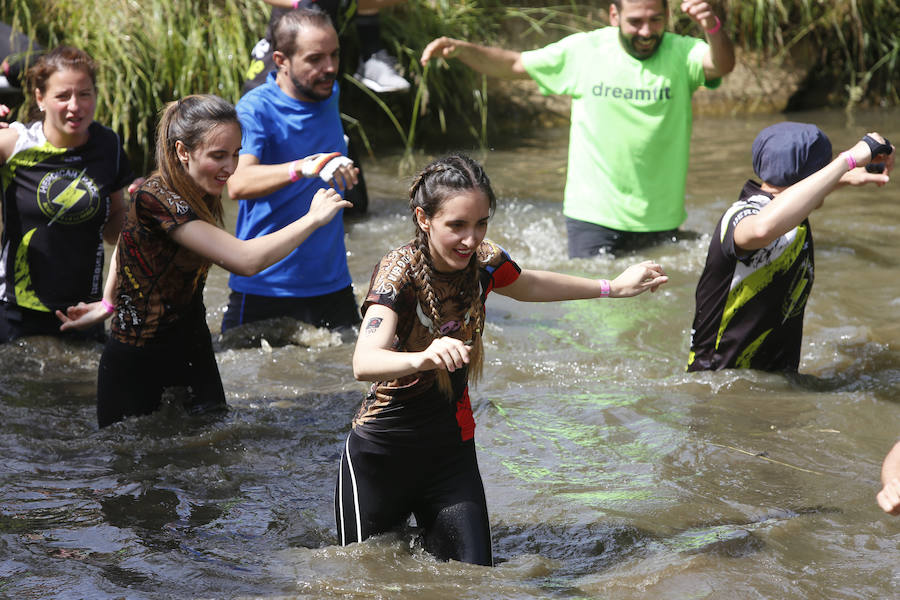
top-left (335, 154), bottom-right (668, 565)
top-left (58, 94), bottom-right (351, 427)
top-left (0, 46), bottom-right (135, 342)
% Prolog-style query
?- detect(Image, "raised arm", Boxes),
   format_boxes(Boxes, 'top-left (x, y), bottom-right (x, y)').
top-left (171, 187), bottom-right (351, 276)
top-left (353, 303), bottom-right (471, 381)
top-left (420, 37), bottom-right (530, 79)
top-left (733, 133), bottom-right (893, 251)
top-left (680, 0), bottom-right (735, 79)
top-left (495, 260), bottom-right (668, 302)
top-left (226, 152), bottom-right (358, 200)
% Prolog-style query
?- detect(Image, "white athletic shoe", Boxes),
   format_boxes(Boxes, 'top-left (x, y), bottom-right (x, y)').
top-left (354, 50), bottom-right (410, 93)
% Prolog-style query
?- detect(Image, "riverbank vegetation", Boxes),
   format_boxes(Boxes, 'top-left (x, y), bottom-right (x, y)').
top-left (2, 0), bottom-right (897, 166)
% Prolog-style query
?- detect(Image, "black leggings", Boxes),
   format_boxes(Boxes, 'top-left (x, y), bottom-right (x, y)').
top-left (96, 317), bottom-right (226, 428)
top-left (335, 431), bottom-right (493, 566)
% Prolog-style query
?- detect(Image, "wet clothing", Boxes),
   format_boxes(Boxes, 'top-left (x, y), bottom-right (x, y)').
top-left (565, 217), bottom-right (677, 257)
top-left (225, 73), bottom-right (357, 329)
top-left (521, 28), bottom-right (719, 253)
top-left (99, 176), bottom-right (225, 426)
top-left (352, 240), bottom-right (521, 447)
top-left (0, 120), bottom-right (133, 339)
top-left (221, 285), bottom-right (361, 333)
top-left (687, 180), bottom-right (814, 372)
top-left (97, 301), bottom-right (225, 428)
top-left (335, 431), bottom-right (492, 566)
top-left (335, 240), bottom-right (520, 565)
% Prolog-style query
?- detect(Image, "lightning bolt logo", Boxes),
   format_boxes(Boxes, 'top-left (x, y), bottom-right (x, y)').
top-left (47, 168), bottom-right (88, 226)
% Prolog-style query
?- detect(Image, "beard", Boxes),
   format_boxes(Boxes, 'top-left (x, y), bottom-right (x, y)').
top-left (619, 30), bottom-right (663, 60)
top-left (291, 74), bottom-right (336, 102)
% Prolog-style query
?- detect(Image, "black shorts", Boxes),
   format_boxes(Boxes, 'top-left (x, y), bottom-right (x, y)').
top-left (334, 430), bottom-right (493, 566)
top-left (565, 217), bottom-right (678, 258)
top-left (0, 301), bottom-right (104, 344)
top-left (220, 286), bottom-right (361, 333)
top-left (96, 315), bottom-right (226, 428)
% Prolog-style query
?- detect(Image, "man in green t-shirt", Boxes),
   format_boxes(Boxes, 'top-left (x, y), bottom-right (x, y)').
top-left (421, 0), bottom-right (735, 257)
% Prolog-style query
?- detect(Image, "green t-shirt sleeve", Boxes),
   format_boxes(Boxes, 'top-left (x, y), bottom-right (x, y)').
top-left (521, 32), bottom-right (587, 97)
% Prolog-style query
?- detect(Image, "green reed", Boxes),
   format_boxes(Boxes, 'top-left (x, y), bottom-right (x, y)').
top-left (1, 0), bottom-right (270, 169)
top-left (1, 0), bottom-right (896, 169)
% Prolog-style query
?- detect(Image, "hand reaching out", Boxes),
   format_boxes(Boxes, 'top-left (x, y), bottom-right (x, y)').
top-left (56, 300), bottom-right (113, 331)
top-left (611, 260), bottom-right (669, 297)
top-left (306, 187), bottom-right (353, 228)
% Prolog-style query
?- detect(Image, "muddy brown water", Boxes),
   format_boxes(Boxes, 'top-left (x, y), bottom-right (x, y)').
top-left (1, 108), bottom-right (898, 599)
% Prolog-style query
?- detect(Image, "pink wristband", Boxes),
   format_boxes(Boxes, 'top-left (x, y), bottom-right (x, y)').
top-left (841, 151), bottom-right (857, 170)
top-left (289, 160), bottom-right (301, 183)
top-left (291, 0), bottom-right (299, 9)
top-left (101, 298), bottom-right (115, 314)
top-left (705, 16), bottom-right (722, 35)
top-left (598, 279), bottom-right (611, 297)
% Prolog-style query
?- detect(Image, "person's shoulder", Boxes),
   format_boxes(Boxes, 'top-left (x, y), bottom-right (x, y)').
top-left (86, 121), bottom-right (125, 147)
top-left (0, 123), bottom-right (21, 161)
top-left (476, 239), bottom-right (513, 267)
top-left (368, 242), bottom-right (417, 298)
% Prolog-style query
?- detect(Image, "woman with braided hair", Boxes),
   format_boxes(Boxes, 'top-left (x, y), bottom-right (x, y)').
top-left (335, 154), bottom-right (668, 565)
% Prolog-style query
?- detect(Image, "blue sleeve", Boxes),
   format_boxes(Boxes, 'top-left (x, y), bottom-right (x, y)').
top-left (237, 98), bottom-right (268, 161)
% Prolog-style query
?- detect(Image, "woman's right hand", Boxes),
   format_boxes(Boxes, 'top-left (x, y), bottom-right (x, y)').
top-left (306, 187), bottom-right (353, 228)
top-left (56, 301), bottom-right (113, 331)
top-left (414, 336), bottom-right (471, 373)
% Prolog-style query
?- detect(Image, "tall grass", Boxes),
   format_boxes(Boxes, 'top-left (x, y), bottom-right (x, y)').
top-left (1, 0), bottom-right (897, 168)
top-left (1, 0), bottom-right (269, 169)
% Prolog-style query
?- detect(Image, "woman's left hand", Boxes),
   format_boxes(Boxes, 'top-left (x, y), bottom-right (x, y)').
top-left (56, 301), bottom-right (113, 331)
top-left (611, 260), bottom-right (668, 297)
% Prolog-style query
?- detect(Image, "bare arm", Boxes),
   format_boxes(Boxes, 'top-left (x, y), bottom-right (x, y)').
top-left (102, 189), bottom-right (126, 245)
top-left (878, 441), bottom-right (900, 515)
top-left (495, 261), bottom-right (668, 302)
top-left (171, 187), bottom-right (351, 277)
top-left (57, 242), bottom-right (121, 330)
top-left (420, 37), bottom-right (530, 79)
top-left (733, 134), bottom-right (893, 251)
top-left (227, 153), bottom-right (358, 200)
top-left (352, 303), bottom-right (471, 381)
top-left (0, 126), bottom-right (19, 164)
top-left (680, 0), bottom-right (735, 79)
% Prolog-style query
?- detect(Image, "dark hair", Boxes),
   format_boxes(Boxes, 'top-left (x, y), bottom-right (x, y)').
top-left (272, 6), bottom-right (334, 58)
top-left (155, 94), bottom-right (239, 225)
top-left (24, 45), bottom-right (97, 123)
top-left (408, 154), bottom-right (497, 393)
top-left (611, 0), bottom-right (669, 12)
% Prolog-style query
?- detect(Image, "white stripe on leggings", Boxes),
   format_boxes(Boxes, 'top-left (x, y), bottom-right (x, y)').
top-left (338, 434), bottom-right (363, 545)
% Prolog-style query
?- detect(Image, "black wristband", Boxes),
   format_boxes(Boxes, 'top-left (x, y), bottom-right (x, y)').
top-left (862, 134), bottom-right (893, 158)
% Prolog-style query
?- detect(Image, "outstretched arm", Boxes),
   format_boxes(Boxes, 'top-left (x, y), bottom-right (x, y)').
top-left (734, 132), bottom-right (893, 251)
top-left (495, 260), bottom-right (668, 302)
top-left (171, 187), bottom-right (351, 276)
top-left (352, 303), bottom-right (471, 381)
top-left (420, 37), bottom-right (530, 79)
top-left (680, 0), bottom-right (735, 79)
top-left (878, 441), bottom-right (900, 515)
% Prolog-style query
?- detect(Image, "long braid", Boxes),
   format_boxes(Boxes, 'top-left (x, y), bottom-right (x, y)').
top-left (408, 155), bottom-right (497, 396)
